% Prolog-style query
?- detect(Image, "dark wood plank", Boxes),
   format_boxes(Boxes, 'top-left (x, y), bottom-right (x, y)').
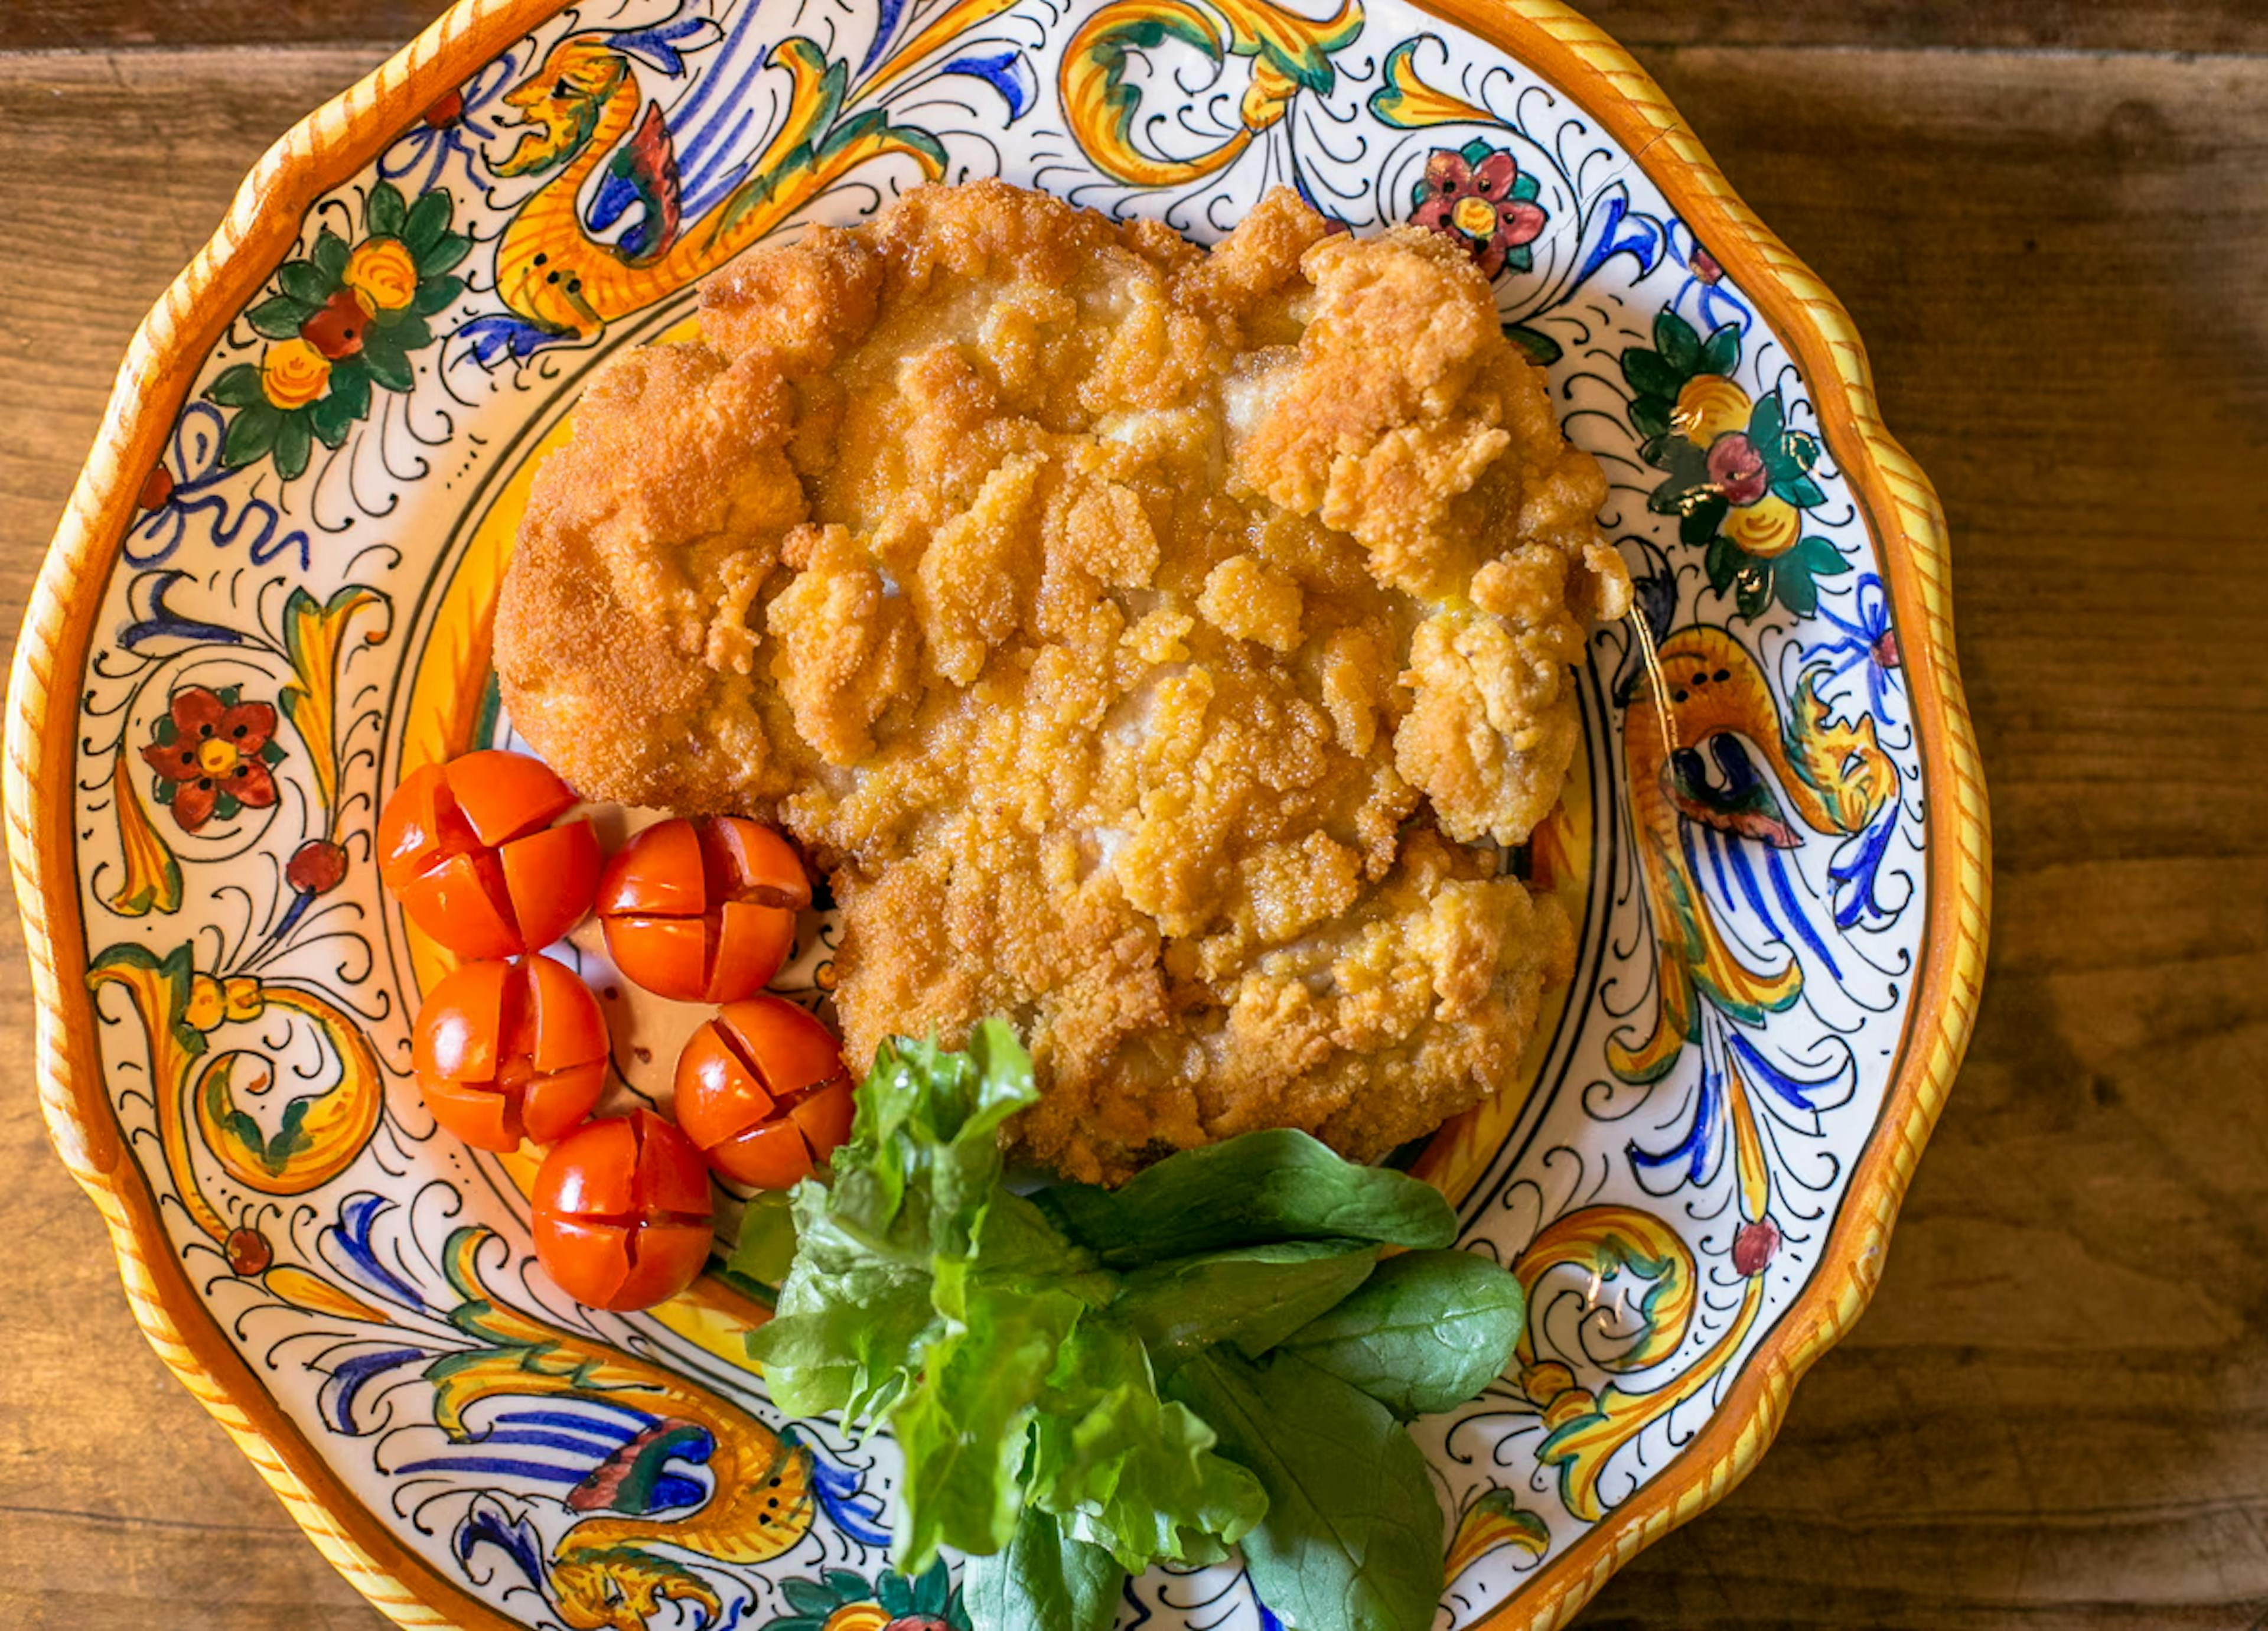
top-left (5, 0), bottom-right (2268, 60)
top-left (1589, 0), bottom-right (2268, 53)
top-left (1585, 38), bottom-right (2268, 1630)
top-left (0, 44), bottom-right (403, 1631)
top-left (4, 22), bottom-right (2267, 1631)
top-left (0, 1), bottom-right (449, 50)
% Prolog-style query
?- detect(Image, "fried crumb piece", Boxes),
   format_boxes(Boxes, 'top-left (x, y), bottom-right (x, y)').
top-left (497, 178), bottom-right (1628, 1183)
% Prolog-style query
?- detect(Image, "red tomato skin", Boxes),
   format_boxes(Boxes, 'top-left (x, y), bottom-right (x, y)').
top-left (421, 1074), bottom-right (522, 1151)
top-left (719, 995), bottom-right (848, 1100)
top-left (601, 914), bottom-right (710, 1002)
top-left (708, 1117), bottom-right (817, 1190)
top-left (532, 1213), bottom-right (635, 1307)
top-left (395, 852), bottom-right (523, 961)
top-left (672, 1021), bottom-right (776, 1151)
top-left (633, 1110), bottom-right (713, 1215)
top-left (443, 750), bottom-right (575, 845)
top-left (700, 818), bottom-right (812, 909)
top-left (412, 954), bottom-right (607, 1150)
top-left (537, 1116), bottom-right (640, 1218)
top-left (530, 1110), bottom-right (716, 1310)
top-left (500, 818), bottom-right (601, 952)
top-left (521, 1062), bottom-right (607, 1144)
top-left (597, 819), bottom-right (706, 917)
top-left (377, 762), bottom-right (455, 888)
top-left (520, 955), bottom-right (608, 1072)
top-left (702, 900), bottom-right (796, 1003)
top-left (382, 753), bottom-right (596, 955)
top-left (606, 1220), bottom-right (712, 1309)
top-left (788, 1076), bottom-right (858, 1160)
top-left (412, 960), bottom-right (510, 1082)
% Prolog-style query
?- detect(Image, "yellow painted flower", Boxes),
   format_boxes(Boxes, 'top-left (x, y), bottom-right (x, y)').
top-left (821, 1607), bottom-right (892, 1631)
top-left (260, 338), bottom-right (332, 409)
top-left (1671, 375), bottom-right (1752, 445)
top-left (1452, 194), bottom-right (1499, 237)
top-left (344, 237), bottom-right (419, 311)
top-left (185, 974), bottom-right (227, 1032)
top-left (222, 975), bottom-right (265, 1022)
top-left (1725, 493), bottom-right (1803, 558)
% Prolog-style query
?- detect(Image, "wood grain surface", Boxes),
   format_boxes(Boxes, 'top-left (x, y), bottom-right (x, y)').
top-left (3, 5), bottom-right (2264, 1628)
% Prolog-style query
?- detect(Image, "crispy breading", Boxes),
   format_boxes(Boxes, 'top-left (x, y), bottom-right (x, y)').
top-left (496, 179), bottom-right (1628, 1183)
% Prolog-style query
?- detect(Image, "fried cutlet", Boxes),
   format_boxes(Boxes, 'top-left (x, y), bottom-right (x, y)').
top-left (496, 179), bottom-right (1630, 1184)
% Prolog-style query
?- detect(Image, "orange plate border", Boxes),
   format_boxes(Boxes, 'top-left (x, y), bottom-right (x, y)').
top-left (2, 2), bottom-right (1990, 1626)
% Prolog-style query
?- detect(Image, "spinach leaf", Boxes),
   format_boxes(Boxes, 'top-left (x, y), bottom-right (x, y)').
top-left (1279, 1249), bottom-right (1526, 1420)
top-left (963, 1507), bottom-right (1125, 1631)
top-left (1038, 1129), bottom-right (1458, 1267)
top-left (1168, 1350), bottom-right (1445, 1631)
top-left (1112, 1241), bottom-right (1379, 1363)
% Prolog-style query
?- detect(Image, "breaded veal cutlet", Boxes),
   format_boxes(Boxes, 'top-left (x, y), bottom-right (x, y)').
top-left (496, 178), bottom-right (1631, 1184)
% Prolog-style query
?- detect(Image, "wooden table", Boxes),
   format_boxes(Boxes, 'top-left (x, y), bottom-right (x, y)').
top-left (4, 2), bottom-right (2264, 1626)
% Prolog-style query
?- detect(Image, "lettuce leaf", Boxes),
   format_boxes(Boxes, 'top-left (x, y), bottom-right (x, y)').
top-left (749, 1023), bottom-right (1263, 1579)
top-left (747, 1023), bottom-right (1529, 1631)
top-left (1025, 1319), bottom-right (1266, 1570)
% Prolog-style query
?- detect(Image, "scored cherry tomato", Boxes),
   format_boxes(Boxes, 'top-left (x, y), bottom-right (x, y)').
top-left (411, 954), bottom-right (609, 1151)
top-left (673, 995), bottom-right (855, 1188)
top-left (531, 1109), bottom-right (715, 1310)
top-left (379, 750), bottom-right (599, 960)
top-left (597, 817), bottom-right (810, 1004)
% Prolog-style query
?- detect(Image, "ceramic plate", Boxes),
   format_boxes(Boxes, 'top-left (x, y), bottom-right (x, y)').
top-left (6, 0), bottom-right (1987, 1626)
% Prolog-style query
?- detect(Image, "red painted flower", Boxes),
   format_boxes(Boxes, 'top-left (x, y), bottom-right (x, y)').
top-left (1690, 246), bottom-right (1725, 285)
top-left (300, 288), bottom-right (374, 360)
top-left (288, 838), bottom-right (350, 896)
top-left (1410, 145), bottom-right (1548, 278)
top-left (1733, 1217), bottom-right (1782, 1277)
top-left (142, 685), bottom-right (282, 833)
top-left (1706, 431), bottom-right (1771, 506)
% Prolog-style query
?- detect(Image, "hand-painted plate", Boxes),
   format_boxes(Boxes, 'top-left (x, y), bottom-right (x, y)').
top-left (5, 0), bottom-right (1987, 1626)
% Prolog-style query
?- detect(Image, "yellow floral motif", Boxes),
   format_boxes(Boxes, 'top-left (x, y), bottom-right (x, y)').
top-left (1671, 375), bottom-right (1751, 445)
top-left (490, 34), bottom-right (944, 346)
top-left (106, 746), bottom-right (183, 917)
top-left (1062, 0), bottom-right (1362, 187)
top-left (90, 945), bottom-right (386, 1241)
top-left (1725, 492), bottom-right (1803, 557)
top-left (185, 973), bottom-right (265, 1030)
top-left (344, 237), bottom-right (418, 310)
top-left (822, 1608), bottom-right (892, 1631)
top-left (1445, 1488), bottom-right (1550, 1583)
top-left (1451, 194), bottom-right (1498, 236)
top-left (260, 337), bottom-right (331, 408)
top-left (1368, 37), bottom-right (1493, 129)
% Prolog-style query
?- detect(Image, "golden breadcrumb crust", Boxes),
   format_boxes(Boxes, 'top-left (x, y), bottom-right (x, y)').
top-left (496, 179), bottom-right (1630, 1183)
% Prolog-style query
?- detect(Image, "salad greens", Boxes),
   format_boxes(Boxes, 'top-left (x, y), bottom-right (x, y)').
top-left (741, 1024), bottom-right (1529, 1631)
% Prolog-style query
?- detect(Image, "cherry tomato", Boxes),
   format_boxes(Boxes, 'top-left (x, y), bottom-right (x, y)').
top-left (379, 750), bottom-right (599, 959)
top-left (597, 817), bottom-right (809, 1004)
top-left (673, 995), bottom-right (855, 1187)
top-left (531, 1109), bottom-right (715, 1310)
top-left (411, 954), bottom-right (609, 1151)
